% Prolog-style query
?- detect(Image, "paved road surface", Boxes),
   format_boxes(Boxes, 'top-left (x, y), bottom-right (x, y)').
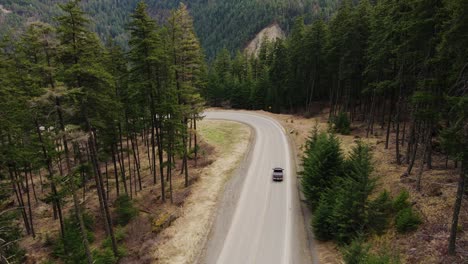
top-left (202, 111), bottom-right (311, 264)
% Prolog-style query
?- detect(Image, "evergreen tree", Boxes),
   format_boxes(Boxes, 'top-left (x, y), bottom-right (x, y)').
top-left (300, 132), bottom-right (343, 208)
top-left (57, 0), bottom-right (117, 258)
top-left (168, 3), bottom-right (206, 188)
top-left (128, 1), bottom-right (168, 200)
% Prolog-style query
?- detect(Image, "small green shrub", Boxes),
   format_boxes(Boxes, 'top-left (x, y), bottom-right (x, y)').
top-left (366, 253), bottom-right (401, 264)
top-left (114, 195), bottom-right (138, 226)
top-left (331, 112), bottom-right (351, 135)
top-left (343, 239), bottom-right (401, 264)
top-left (392, 190), bottom-right (410, 213)
top-left (102, 226), bottom-right (127, 258)
top-left (367, 190), bottom-right (393, 234)
top-left (395, 207), bottom-right (422, 233)
top-left (343, 238), bottom-right (370, 264)
top-left (52, 212), bottom-right (95, 263)
top-left (93, 248), bottom-right (117, 264)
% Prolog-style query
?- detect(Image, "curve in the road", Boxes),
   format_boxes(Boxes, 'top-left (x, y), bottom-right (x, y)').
top-left (203, 111), bottom-right (297, 264)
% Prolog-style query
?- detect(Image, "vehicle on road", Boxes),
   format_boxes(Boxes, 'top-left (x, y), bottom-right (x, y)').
top-left (272, 167), bottom-right (284, 181)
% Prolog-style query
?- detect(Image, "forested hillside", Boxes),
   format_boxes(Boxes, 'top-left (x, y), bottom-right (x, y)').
top-left (0, 0), bottom-right (340, 58)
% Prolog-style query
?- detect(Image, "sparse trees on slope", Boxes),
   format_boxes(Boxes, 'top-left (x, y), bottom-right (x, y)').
top-left (168, 3), bottom-right (206, 187)
top-left (57, 0), bottom-right (118, 258)
top-left (128, 1), bottom-right (169, 201)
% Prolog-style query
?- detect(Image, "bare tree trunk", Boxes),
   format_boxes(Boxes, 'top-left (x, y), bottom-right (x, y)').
top-left (150, 115), bottom-right (157, 185)
top-left (146, 124), bottom-right (152, 174)
top-left (402, 121), bottom-right (407, 147)
top-left (9, 166), bottom-right (31, 235)
top-left (118, 123), bottom-right (128, 195)
top-left (105, 161), bottom-right (109, 200)
top-left (168, 142), bottom-right (174, 204)
top-left (407, 128), bottom-right (419, 175)
top-left (38, 170), bottom-right (44, 193)
top-left (126, 135), bottom-right (133, 199)
top-left (194, 116), bottom-right (198, 166)
top-left (111, 144), bottom-right (120, 197)
top-left (407, 121), bottom-right (416, 165)
top-left (27, 168), bottom-right (38, 203)
top-left (448, 158), bottom-right (467, 255)
top-left (366, 89), bottom-right (377, 137)
top-left (395, 98), bottom-right (402, 165)
top-left (385, 94), bottom-right (394, 149)
top-left (448, 123), bottom-right (468, 254)
top-left (380, 96), bottom-right (386, 129)
top-left (426, 136), bottom-right (433, 169)
top-left (156, 119), bottom-right (166, 202)
top-left (416, 127), bottom-right (430, 192)
top-left (130, 130), bottom-right (142, 191)
top-left (88, 133), bottom-right (118, 257)
top-left (23, 168), bottom-right (35, 238)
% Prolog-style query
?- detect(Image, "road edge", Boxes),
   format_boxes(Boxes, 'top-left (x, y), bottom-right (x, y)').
top-left (196, 119), bottom-right (257, 264)
top-left (285, 126), bottom-right (320, 264)
top-left (257, 113), bottom-right (318, 264)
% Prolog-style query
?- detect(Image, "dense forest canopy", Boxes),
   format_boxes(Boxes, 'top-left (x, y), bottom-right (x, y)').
top-left (0, 0), bottom-right (341, 58)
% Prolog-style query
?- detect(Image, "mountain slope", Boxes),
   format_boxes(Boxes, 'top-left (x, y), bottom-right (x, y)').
top-left (0, 0), bottom-right (340, 57)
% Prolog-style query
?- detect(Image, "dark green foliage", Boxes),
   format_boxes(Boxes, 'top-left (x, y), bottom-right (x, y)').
top-left (52, 213), bottom-right (95, 264)
top-left (367, 191), bottom-right (393, 234)
top-left (392, 190), bottom-right (411, 213)
top-left (311, 142), bottom-right (376, 244)
top-left (331, 112), bottom-right (351, 135)
top-left (395, 207), bottom-right (422, 233)
top-left (312, 190), bottom-right (335, 241)
top-left (0, 0), bottom-right (342, 58)
top-left (300, 132), bottom-right (343, 209)
top-left (342, 238), bottom-right (370, 264)
top-left (93, 248), bottom-right (117, 264)
top-left (114, 195), bottom-right (138, 226)
top-left (390, 190), bottom-right (422, 233)
top-left (308, 138), bottom-right (417, 243)
top-left (52, 213), bottom-right (127, 263)
top-left (97, 228), bottom-right (126, 263)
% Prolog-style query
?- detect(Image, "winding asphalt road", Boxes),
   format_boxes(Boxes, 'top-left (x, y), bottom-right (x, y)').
top-left (202, 111), bottom-right (311, 264)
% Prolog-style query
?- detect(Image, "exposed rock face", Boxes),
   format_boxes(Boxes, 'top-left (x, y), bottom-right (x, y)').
top-left (244, 23), bottom-right (285, 57)
top-left (0, 5), bottom-right (12, 14)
